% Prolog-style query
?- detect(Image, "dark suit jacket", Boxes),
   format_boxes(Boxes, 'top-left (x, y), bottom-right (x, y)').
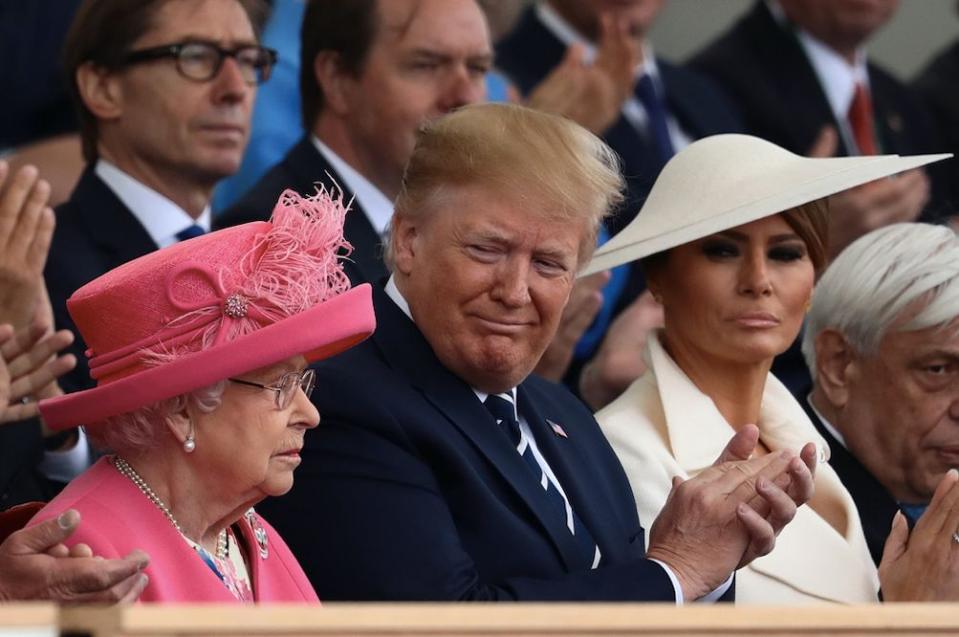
top-left (216, 136), bottom-right (387, 285)
top-left (46, 167), bottom-right (158, 394)
top-left (257, 285), bottom-right (684, 601)
top-left (495, 6), bottom-right (744, 238)
top-left (690, 1), bottom-right (951, 217)
top-left (914, 40), bottom-right (959, 211)
top-left (802, 396), bottom-right (898, 566)
top-left (0, 419), bottom-right (51, 509)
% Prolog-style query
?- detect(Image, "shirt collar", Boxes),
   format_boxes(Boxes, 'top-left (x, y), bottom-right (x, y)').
top-left (384, 275), bottom-right (514, 405)
top-left (805, 393), bottom-right (848, 448)
top-left (95, 160), bottom-right (210, 248)
top-left (536, 2), bottom-right (659, 81)
top-left (312, 136), bottom-right (395, 236)
top-left (767, 0), bottom-right (869, 121)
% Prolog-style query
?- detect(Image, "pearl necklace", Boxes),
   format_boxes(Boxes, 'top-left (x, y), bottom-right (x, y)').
top-left (113, 456), bottom-right (228, 560)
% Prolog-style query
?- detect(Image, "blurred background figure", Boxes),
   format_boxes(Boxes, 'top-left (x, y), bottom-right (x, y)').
top-left (45, 0), bottom-right (272, 395)
top-left (691, 0), bottom-right (951, 256)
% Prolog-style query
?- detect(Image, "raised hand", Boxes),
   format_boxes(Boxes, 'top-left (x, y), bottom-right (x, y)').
top-left (0, 323), bottom-right (76, 425)
top-left (535, 271), bottom-right (609, 381)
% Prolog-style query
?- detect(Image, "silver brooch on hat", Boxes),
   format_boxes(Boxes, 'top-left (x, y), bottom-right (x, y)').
top-left (223, 293), bottom-right (248, 319)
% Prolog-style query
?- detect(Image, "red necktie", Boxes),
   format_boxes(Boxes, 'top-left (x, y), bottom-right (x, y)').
top-left (848, 83), bottom-right (878, 155)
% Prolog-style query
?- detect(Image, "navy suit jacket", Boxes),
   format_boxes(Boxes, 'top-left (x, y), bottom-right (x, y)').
top-left (257, 285), bottom-right (683, 601)
top-left (216, 136), bottom-right (387, 286)
top-left (690, 1), bottom-right (951, 217)
top-left (802, 396), bottom-right (897, 566)
top-left (46, 167), bottom-right (158, 394)
top-left (495, 6), bottom-right (744, 238)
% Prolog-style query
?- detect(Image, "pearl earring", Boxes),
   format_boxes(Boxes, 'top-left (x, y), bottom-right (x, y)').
top-left (183, 433), bottom-right (196, 453)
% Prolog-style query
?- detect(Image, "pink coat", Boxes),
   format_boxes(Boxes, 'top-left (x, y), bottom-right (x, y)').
top-left (29, 457), bottom-right (319, 603)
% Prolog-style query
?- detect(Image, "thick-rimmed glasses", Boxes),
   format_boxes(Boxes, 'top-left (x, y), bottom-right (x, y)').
top-left (229, 369), bottom-right (316, 410)
top-left (121, 41), bottom-right (277, 85)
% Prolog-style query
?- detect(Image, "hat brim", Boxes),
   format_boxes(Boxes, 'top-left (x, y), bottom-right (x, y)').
top-left (582, 148), bottom-right (951, 277)
top-left (40, 283), bottom-right (375, 430)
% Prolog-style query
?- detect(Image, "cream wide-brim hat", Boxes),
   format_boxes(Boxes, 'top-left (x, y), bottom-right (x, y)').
top-left (581, 134), bottom-right (951, 276)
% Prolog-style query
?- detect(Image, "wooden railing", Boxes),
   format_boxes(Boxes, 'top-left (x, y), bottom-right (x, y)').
top-left (3, 603), bottom-right (959, 636)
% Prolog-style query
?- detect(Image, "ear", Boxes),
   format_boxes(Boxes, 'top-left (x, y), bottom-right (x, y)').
top-left (75, 62), bottom-right (124, 121)
top-left (313, 50), bottom-right (356, 116)
top-left (814, 328), bottom-right (857, 409)
top-left (164, 410), bottom-right (193, 447)
top-left (391, 212), bottom-right (419, 276)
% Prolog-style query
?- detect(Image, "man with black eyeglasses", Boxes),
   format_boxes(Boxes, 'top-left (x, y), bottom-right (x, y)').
top-left (46, 0), bottom-right (272, 395)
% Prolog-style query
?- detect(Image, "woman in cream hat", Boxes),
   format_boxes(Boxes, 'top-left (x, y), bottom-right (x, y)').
top-left (28, 189), bottom-right (375, 602)
top-left (590, 134), bottom-right (951, 603)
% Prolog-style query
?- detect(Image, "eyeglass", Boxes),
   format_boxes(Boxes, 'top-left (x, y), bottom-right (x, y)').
top-left (121, 41), bottom-right (278, 85)
top-left (229, 369), bottom-right (316, 410)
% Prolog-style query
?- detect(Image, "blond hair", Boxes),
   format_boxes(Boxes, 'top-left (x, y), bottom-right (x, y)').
top-left (386, 103), bottom-right (624, 268)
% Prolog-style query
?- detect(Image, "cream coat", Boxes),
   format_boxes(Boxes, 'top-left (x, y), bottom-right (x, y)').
top-left (596, 333), bottom-right (879, 604)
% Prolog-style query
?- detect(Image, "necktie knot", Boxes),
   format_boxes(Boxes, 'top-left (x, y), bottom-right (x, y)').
top-left (484, 392), bottom-right (520, 446)
top-left (176, 224), bottom-right (206, 242)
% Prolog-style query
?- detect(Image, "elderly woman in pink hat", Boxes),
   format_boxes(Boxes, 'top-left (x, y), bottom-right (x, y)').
top-left (28, 190), bottom-right (374, 602)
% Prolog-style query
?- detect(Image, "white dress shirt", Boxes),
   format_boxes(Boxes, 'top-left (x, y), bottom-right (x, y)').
top-left (312, 136), bottom-right (394, 237)
top-left (95, 160), bottom-right (211, 248)
top-left (536, 2), bottom-right (692, 151)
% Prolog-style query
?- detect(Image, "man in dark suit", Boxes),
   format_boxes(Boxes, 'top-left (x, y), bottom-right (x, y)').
top-left (259, 103), bottom-right (815, 602)
top-left (801, 223), bottom-right (959, 567)
top-left (691, 0), bottom-right (950, 254)
top-left (217, 0), bottom-right (492, 286)
top-left (46, 0), bottom-right (272, 393)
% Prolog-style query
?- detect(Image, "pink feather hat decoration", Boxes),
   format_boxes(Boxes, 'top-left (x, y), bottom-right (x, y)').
top-left (40, 188), bottom-right (375, 430)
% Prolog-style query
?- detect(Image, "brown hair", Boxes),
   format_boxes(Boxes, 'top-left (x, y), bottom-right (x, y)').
top-left (387, 103), bottom-right (624, 268)
top-left (299, 0), bottom-right (378, 131)
top-left (641, 198), bottom-right (831, 278)
top-left (63, 0), bottom-right (267, 163)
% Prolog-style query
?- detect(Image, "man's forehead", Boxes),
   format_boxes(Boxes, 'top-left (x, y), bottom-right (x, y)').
top-left (377, 0), bottom-right (490, 50)
top-left (136, 0), bottom-right (256, 46)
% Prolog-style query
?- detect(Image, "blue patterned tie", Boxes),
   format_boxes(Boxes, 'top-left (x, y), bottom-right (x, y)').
top-left (176, 224), bottom-right (206, 242)
top-left (484, 392), bottom-right (600, 568)
top-left (634, 74), bottom-right (675, 166)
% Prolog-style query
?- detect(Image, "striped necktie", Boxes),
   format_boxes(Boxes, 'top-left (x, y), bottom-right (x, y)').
top-left (635, 73), bottom-right (676, 166)
top-left (484, 392), bottom-right (600, 569)
top-left (176, 224), bottom-right (206, 242)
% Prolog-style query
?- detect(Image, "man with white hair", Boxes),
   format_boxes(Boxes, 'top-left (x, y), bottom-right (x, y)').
top-left (803, 222), bottom-right (959, 565)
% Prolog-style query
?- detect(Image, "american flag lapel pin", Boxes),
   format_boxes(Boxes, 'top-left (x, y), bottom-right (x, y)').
top-left (546, 418), bottom-right (568, 439)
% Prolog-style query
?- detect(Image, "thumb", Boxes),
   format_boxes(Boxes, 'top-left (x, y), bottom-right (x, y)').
top-left (716, 424), bottom-right (759, 464)
top-left (562, 43), bottom-right (587, 69)
top-left (880, 511), bottom-right (909, 567)
top-left (807, 125), bottom-right (838, 158)
top-left (8, 509), bottom-right (80, 554)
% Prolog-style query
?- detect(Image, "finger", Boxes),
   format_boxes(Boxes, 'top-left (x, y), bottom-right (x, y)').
top-left (0, 165), bottom-right (39, 249)
top-left (807, 126), bottom-right (838, 158)
top-left (0, 401), bottom-right (40, 425)
top-left (755, 476), bottom-right (798, 532)
top-left (722, 451), bottom-right (794, 503)
top-left (783, 453), bottom-right (815, 506)
top-left (800, 442), bottom-right (818, 476)
top-left (7, 177), bottom-right (51, 263)
top-left (46, 543), bottom-right (70, 558)
top-left (715, 424), bottom-right (759, 464)
top-left (9, 354), bottom-right (76, 401)
top-left (25, 206), bottom-right (55, 274)
top-left (57, 554), bottom-right (149, 600)
top-left (916, 468), bottom-right (959, 536)
top-left (6, 329), bottom-right (74, 379)
top-left (737, 502), bottom-right (777, 558)
top-left (117, 573), bottom-right (149, 604)
top-left (880, 511), bottom-right (910, 566)
top-left (5, 509), bottom-right (80, 554)
top-left (0, 323), bottom-right (47, 361)
top-left (69, 543), bottom-right (94, 558)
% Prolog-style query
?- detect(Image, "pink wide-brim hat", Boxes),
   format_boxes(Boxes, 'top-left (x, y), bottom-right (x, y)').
top-left (40, 188), bottom-right (376, 430)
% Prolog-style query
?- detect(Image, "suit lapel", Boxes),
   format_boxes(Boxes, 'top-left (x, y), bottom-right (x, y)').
top-left (370, 289), bottom-right (580, 570)
top-left (284, 138), bottom-right (388, 284)
top-left (72, 168), bottom-right (158, 266)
